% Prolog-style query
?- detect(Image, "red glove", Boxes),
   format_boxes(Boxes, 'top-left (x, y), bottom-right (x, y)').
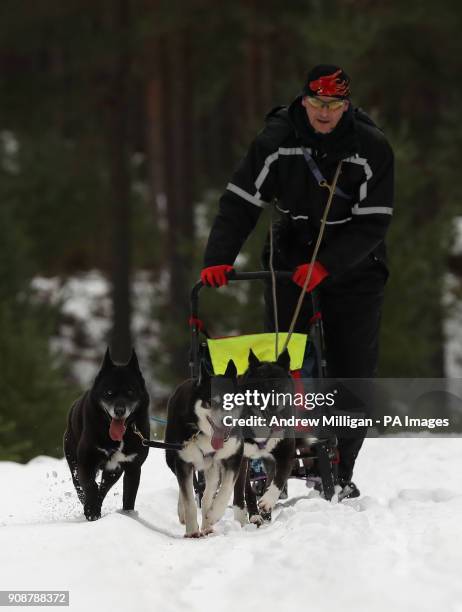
top-left (292, 262), bottom-right (329, 293)
top-left (200, 265), bottom-right (234, 287)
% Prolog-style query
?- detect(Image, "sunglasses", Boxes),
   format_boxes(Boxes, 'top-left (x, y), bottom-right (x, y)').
top-left (306, 96), bottom-right (346, 111)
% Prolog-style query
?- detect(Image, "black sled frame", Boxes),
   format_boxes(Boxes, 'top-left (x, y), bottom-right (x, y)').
top-left (189, 270), bottom-right (339, 505)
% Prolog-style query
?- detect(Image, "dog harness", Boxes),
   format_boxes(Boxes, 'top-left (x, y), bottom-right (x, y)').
top-left (131, 423), bottom-right (183, 450)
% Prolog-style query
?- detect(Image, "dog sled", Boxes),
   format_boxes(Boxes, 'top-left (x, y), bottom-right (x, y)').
top-left (189, 269), bottom-right (339, 506)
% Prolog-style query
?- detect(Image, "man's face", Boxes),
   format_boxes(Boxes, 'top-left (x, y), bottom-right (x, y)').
top-left (302, 95), bottom-right (349, 134)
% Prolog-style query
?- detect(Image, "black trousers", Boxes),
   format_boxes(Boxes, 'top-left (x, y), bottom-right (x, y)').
top-left (264, 256), bottom-right (388, 480)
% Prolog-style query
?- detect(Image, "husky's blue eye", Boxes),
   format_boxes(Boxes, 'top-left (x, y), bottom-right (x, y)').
top-left (104, 390), bottom-right (113, 397)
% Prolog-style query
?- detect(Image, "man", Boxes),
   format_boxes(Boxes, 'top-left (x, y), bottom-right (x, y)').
top-left (200, 65), bottom-right (394, 496)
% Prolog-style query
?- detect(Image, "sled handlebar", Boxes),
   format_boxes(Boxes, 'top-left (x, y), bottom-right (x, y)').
top-left (190, 270), bottom-right (293, 311)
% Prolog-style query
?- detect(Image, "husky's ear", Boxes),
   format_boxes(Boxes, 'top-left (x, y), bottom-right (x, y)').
top-left (128, 349), bottom-right (145, 384)
top-left (224, 359), bottom-right (237, 379)
top-left (101, 347), bottom-right (114, 370)
top-left (128, 348), bottom-right (141, 372)
top-left (276, 348), bottom-right (291, 372)
top-left (248, 349), bottom-right (260, 370)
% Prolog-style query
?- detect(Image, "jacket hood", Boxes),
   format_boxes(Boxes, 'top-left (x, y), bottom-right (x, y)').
top-left (287, 95), bottom-right (359, 161)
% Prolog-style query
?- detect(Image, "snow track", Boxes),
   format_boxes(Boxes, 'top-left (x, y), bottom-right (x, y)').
top-left (1, 438), bottom-right (462, 612)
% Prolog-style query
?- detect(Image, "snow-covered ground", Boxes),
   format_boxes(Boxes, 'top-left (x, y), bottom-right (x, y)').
top-left (1, 438), bottom-right (462, 612)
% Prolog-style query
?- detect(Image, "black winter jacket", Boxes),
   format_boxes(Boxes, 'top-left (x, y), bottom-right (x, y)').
top-left (203, 96), bottom-right (394, 279)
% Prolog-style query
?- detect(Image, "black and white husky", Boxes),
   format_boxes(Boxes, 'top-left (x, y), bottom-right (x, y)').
top-left (233, 348), bottom-right (295, 525)
top-left (165, 360), bottom-right (243, 537)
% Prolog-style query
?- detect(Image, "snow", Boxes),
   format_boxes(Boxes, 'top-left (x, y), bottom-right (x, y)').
top-left (30, 271), bottom-right (163, 393)
top-left (453, 217), bottom-right (462, 256)
top-left (1, 438), bottom-right (462, 612)
top-left (445, 277), bottom-right (462, 377)
top-left (0, 130), bottom-right (20, 174)
top-left (445, 217), bottom-right (462, 377)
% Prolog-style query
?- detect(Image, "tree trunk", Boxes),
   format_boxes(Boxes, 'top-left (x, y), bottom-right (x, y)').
top-left (146, 27), bottom-right (195, 382)
top-left (145, 29), bottom-right (166, 233)
top-left (109, 0), bottom-right (133, 363)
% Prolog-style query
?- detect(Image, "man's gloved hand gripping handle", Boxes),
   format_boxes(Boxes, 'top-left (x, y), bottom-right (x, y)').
top-left (292, 261), bottom-right (329, 293)
top-left (200, 265), bottom-right (235, 287)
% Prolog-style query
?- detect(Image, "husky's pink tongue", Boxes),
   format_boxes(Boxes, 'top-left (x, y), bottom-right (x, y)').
top-left (208, 416), bottom-right (230, 451)
top-left (211, 432), bottom-right (224, 450)
top-left (109, 418), bottom-right (126, 441)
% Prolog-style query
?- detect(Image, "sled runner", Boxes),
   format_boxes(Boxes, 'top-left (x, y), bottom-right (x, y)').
top-left (189, 270), bottom-right (339, 506)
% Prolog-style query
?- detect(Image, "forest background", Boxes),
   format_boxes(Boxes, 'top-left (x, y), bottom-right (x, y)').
top-left (1, 0), bottom-right (461, 461)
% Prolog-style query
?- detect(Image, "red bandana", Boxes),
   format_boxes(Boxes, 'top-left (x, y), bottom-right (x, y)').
top-left (308, 69), bottom-right (350, 97)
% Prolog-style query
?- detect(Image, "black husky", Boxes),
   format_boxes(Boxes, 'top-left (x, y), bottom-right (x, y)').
top-left (165, 359), bottom-right (243, 537)
top-left (233, 348), bottom-right (295, 526)
top-left (64, 348), bottom-right (150, 521)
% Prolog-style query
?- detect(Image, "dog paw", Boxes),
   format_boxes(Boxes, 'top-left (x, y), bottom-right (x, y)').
top-left (201, 516), bottom-right (216, 534)
top-left (249, 514), bottom-right (264, 527)
top-left (257, 498), bottom-right (273, 513)
top-left (119, 509), bottom-right (138, 517)
top-left (258, 484), bottom-right (280, 513)
top-left (184, 531), bottom-right (204, 539)
top-left (201, 526), bottom-right (214, 536)
top-left (84, 504), bottom-right (101, 521)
